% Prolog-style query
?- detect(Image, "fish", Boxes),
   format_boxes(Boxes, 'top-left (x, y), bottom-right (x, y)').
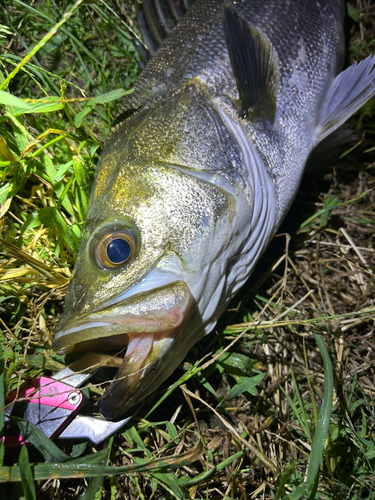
top-left (53, 0), bottom-right (375, 420)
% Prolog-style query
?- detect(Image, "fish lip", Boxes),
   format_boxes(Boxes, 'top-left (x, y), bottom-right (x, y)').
top-left (53, 281), bottom-right (195, 419)
top-left (53, 280), bottom-right (192, 353)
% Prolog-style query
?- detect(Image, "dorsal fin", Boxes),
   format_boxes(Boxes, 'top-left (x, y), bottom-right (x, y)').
top-left (134, 0), bottom-right (192, 66)
top-left (223, 1), bottom-right (279, 123)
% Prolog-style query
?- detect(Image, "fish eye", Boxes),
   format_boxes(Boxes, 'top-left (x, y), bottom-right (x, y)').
top-left (106, 238), bottom-right (131, 264)
top-left (96, 229), bottom-right (137, 269)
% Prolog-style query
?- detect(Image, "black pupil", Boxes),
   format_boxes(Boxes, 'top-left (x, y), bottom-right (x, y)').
top-left (106, 238), bottom-right (131, 264)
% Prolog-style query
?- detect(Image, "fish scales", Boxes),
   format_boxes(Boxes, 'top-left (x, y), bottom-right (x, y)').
top-left (115, 0), bottom-right (343, 222)
top-left (54, 0), bottom-right (375, 419)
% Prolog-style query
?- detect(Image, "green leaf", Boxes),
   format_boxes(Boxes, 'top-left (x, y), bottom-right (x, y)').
top-left (151, 471), bottom-right (185, 499)
top-left (226, 372), bottom-right (265, 399)
top-left (31, 207), bottom-right (55, 226)
top-left (165, 422), bottom-right (178, 441)
top-left (15, 421), bottom-right (106, 466)
top-left (276, 463), bottom-right (297, 499)
top-left (0, 443), bottom-right (201, 481)
top-left (68, 449), bottom-right (107, 466)
top-left (53, 160), bottom-right (73, 182)
top-left (287, 334), bottom-right (334, 500)
top-left (128, 426), bottom-right (146, 449)
top-left (196, 371), bottom-right (220, 400)
top-left (73, 155), bottom-right (89, 188)
top-left (89, 88), bottom-right (132, 105)
top-left (23, 354), bottom-right (64, 371)
top-left (9, 98), bottom-right (64, 116)
top-left (181, 450), bottom-right (245, 488)
top-left (40, 155), bottom-right (75, 217)
top-left (79, 475), bottom-right (103, 500)
top-left (0, 93), bottom-right (64, 115)
top-left (19, 445), bottom-right (37, 500)
top-left (15, 418), bottom-right (71, 463)
top-left (0, 90), bottom-right (32, 109)
top-left (53, 210), bottom-right (80, 253)
top-left (319, 194), bottom-right (339, 228)
top-left (74, 89), bottom-right (132, 127)
top-left (70, 441), bottom-right (87, 459)
top-left (347, 3), bottom-right (360, 22)
top-left (218, 352), bottom-right (255, 382)
top-left (280, 371), bottom-right (312, 441)
top-left (74, 106), bottom-right (92, 128)
top-left (0, 182), bottom-right (12, 205)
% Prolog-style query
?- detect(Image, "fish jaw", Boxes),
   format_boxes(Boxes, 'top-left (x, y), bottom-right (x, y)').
top-left (53, 281), bottom-right (195, 418)
top-left (98, 328), bottom-right (181, 419)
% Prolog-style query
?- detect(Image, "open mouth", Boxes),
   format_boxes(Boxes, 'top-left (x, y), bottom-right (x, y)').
top-left (53, 281), bottom-right (194, 419)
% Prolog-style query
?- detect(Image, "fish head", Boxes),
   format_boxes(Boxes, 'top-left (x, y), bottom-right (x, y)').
top-left (53, 106), bottom-right (239, 419)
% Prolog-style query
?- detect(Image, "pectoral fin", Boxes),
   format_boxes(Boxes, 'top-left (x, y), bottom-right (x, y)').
top-left (315, 55), bottom-right (375, 143)
top-left (223, 1), bottom-right (279, 123)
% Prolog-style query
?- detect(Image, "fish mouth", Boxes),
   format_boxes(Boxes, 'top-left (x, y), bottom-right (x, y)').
top-left (53, 281), bottom-right (195, 420)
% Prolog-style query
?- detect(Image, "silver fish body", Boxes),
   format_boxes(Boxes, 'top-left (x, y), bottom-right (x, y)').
top-left (54, 0), bottom-right (375, 419)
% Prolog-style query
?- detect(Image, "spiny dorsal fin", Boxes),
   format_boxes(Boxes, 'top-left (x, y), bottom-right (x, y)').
top-left (223, 1), bottom-right (279, 123)
top-left (135, 0), bottom-right (192, 66)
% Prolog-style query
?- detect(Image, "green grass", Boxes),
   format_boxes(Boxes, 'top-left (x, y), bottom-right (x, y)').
top-left (0, 1), bottom-right (375, 499)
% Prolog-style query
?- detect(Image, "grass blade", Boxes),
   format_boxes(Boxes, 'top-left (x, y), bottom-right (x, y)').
top-left (19, 445), bottom-right (36, 500)
top-left (15, 419), bottom-right (71, 463)
top-left (0, 441), bottom-right (203, 482)
top-left (287, 333), bottom-right (334, 499)
top-left (1, 0), bottom-right (86, 91)
top-left (0, 90), bottom-right (32, 108)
